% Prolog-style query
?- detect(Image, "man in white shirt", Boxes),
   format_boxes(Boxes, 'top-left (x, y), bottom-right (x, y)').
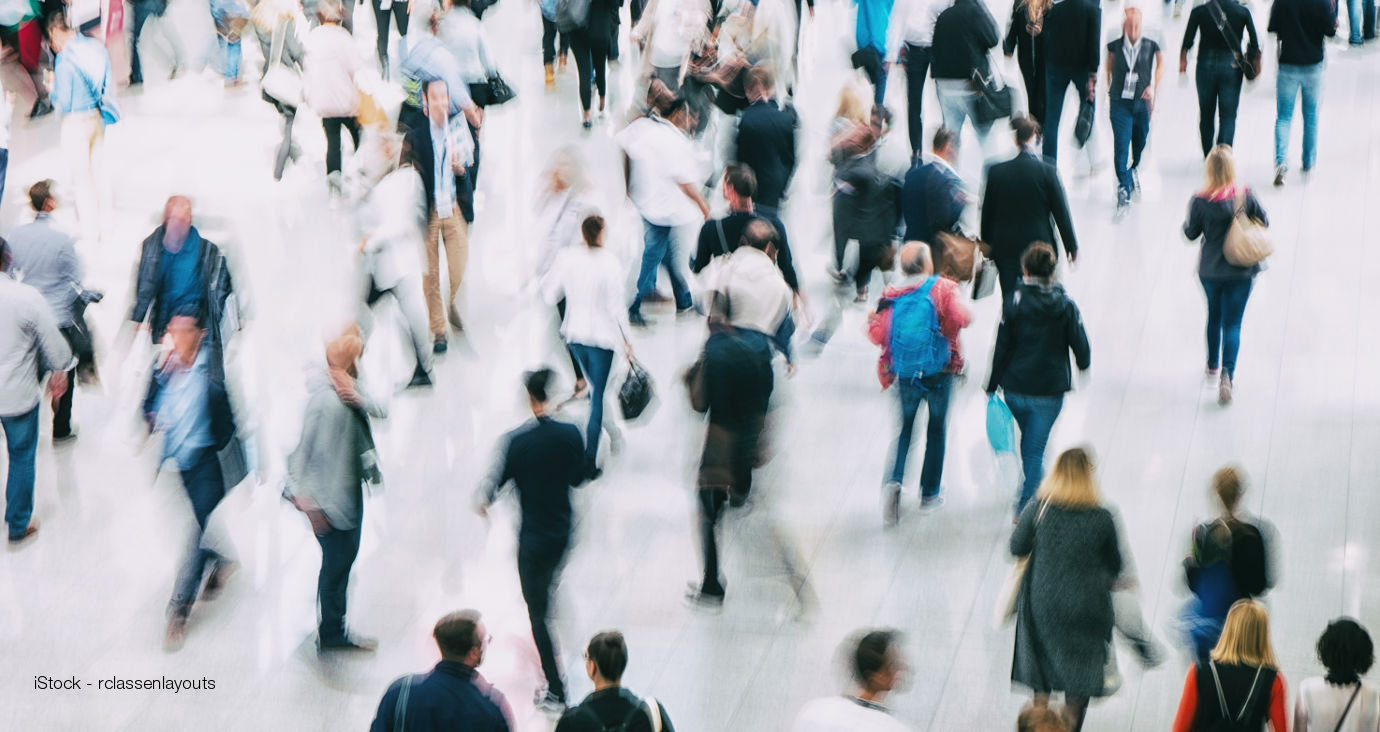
top-left (617, 98), bottom-right (709, 326)
top-left (899, 0), bottom-right (953, 157)
top-left (793, 630), bottom-right (913, 731)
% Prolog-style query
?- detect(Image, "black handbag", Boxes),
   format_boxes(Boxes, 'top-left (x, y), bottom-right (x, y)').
top-left (618, 360), bottom-right (655, 420)
top-left (971, 66), bottom-right (1013, 125)
top-left (468, 73), bottom-right (516, 107)
top-left (1074, 98), bottom-right (1094, 147)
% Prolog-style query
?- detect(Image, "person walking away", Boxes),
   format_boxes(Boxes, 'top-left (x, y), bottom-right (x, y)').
top-left (475, 368), bottom-right (585, 713)
top-left (210, 0), bottom-right (252, 86)
top-left (1182, 466), bottom-right (1274, 665)
top-left (1039, 0), bottom-right (1098, 163)
top-left (0, 237), bottom-right (71, 546)
top-left (5, 181), bottom-right (85, 442)
top-left (733, 67), bottom-right (798, 219)
top-left (1011, 448), bottom-right (1121, 732)
top-left (1107, 7), bottom-right (1161, 218)
top-left (868, 242), bottom-right (970, 526)
top-left (540, 0), bottom-right (569, 90)
top-left (792, 629), bottom-right (913, 731)
top-left (143, 311), bottom-right (245, 649)
top-left (555, 631), bottom-right (676, 732)
top-left (900, 127), bottom-right (968, 275)
top-left (1182, 145), bottom-right (1265, 405)
top-left (1003, 0), bottom-right (1048, 128)
top-left (829, 119), bottom-right (898, 304)
top-left (853, 0), bottom-right (895, 105)
top-left (980, 118), bottom-right (1077, 301)
top-left (900, 0), bottom-right (950, 158)
top-left (47, 11), bottom-right (115, 244)
top-left (542, 215), bottom-right (633, 481)
top-left (371, 0), bottom-right (409, 77)
top-left (1294, 619), bottom-right (1380, 732)
top-left (930, 0), bottom-right (1000, 150)
top-left (1179, 0), bottom-right (1259, 156)
top-left (127, 0), bottom-right (180, 85)
top-left (618, 97), bottom-right (709, 327)
top-left (535, 149), bottom-right (598, 398)
top-left (986, 243), bottom-right (1089, 517)
top-left (396, 0), bottom-right (480, 136)
top-left (252, 0), bottom-right (306, 182)
top-left (1170, 599), bottom-right (1288, 731)
top-left (1269, 0), bottom-right (1335, 186)
top-left (690, 164), bottom-right (802, 305)
top-left (562, 0), bottom-right (615, 128)
top-left (285, 331), bottom-right (380, 653)
top-left (304, 0), bottom-right (363, 191)
top-left (439, 0), bottom-right (496, 182)
top-left (370, 610), bottom-right (515, 731)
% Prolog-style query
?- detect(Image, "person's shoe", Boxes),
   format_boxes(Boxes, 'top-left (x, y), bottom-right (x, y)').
top-left (447, 305), bottom-right (464, 332)
top-left (1173, 2), bottom-right (1183, 17)
top-left (1114, 189), bottom-right (1131, 221)
top-left (534, 691), bottom-right (567, 714)
top-left (544, 63), bottom-right (556, 91)
top-left (628, 312), bottom-right (650, 328)
top-left (919, 495), bottom-right (945, 513)
top-left (407, 365), bottom-right (434, 389)
top-left (585, 466), bottom-right (603, 482)
top-left (1274, 166), bottom-right (1287, 187)
top-left (29, 98), bottom-right (53, 119)
top-left (728, 491), bottom-right (750, 509)
top-left (570, 381), bottom-right (589, 401)
top-left (676, 303), bottom-right (703, 316)
top-left (1206, 366), bottom-right (1220, 379)
top-left (582, 117), bottom-right (592, 130)
top-left (854, 288), bottom-right (868, 303)
top-left (201, 561), bottom-right (238, 601)
top-left (1134, 638), bottom-right (1167, 669)
top-left (164, 609), bottom-right (190, 651)
top-left (557, 54), bottom-right (568, 75)
top-left (432, 336), bottom-right (448, 354)
top-left (7, 518), bottom-right (39, 545)
top-left (1131, 167), bottom-right (1142, 199)
top-left (684, 584), bottom-right (726, 611)
top-left (1218, 373), bottom-right (1233, 406)
top-left (52, 429), bottom-right (78, 445)
top-left (318, 635), bottom-right (378, 653)
top-left (883, 481), bottom-right (901, 527)
top-left (644, 291), bottom-right (673, 304)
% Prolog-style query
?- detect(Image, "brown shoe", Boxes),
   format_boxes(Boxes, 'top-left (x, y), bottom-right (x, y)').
top-left (1218, 374), bottom-right (1233, 406)
top-left (164, 609), bottom-right (190, 651)
top-left (447, 305), bottom-right (464, 332)
top-left (544, 63), bottom-right (556, 91)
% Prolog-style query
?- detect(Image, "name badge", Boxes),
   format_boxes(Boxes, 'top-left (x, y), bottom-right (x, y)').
top-left (1122, 71), bottom-right (1138, 100)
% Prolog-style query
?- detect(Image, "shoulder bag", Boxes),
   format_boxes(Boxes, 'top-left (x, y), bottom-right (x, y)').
top-left (393, 674), bottom-right (416, 731)
top-left (971, 52), bottom-right (1013, 125)
top-left (1222, 188), bottom-right (1272, 267)
top-left (261, 20), bottom-right (303, 109)
top-left (1209, 661), bottom-right (1268, 728)
top-left (1206, 0), bottom-right (1261, 80)
top-left (935, 231), bottom-right (982, 282)
top-left (993, 501), bottom-right (1050, 627)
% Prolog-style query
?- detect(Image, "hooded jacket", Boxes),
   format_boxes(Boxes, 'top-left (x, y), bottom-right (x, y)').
top-left (986, 280), bottom-right (1090, 395)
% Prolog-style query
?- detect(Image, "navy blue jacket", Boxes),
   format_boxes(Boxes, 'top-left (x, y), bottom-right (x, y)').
top-left (734, 99), bottom-right (798, 210)
top-left (370, 661), bottom-right (512, 732)
top-left (902, 159), bottom-right (966, 244)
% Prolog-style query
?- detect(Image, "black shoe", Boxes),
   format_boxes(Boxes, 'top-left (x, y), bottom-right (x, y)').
top-left (432, 337), bottom-right (448, 354)
top-left (1274, 166), bottom-right (1286, 187)
top-left (52, 430), bottom-right (78, 445)
top-left (534, 691), bottom-right (567, 714)
top-left (318, 635), bottom-right (378, 653)
top-left (628, 312), bottom-right (649, 328)
top-left (447, 305), bottom-right (464, 332)
top-left (29, 98), bottom-right (54, 119)
top-left (407, 365), bottom-right (433, 388)
top-left (684, 584), bottom-right (726, 611)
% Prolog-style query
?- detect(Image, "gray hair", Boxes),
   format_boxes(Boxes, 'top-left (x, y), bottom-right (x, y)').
top-left (899, 241), bottom-right (932, 276)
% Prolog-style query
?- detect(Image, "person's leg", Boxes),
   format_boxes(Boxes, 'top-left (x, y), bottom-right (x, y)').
top-left (869, 51), bottom-right (888, 106)
top-left (696, 487), bottom-right (727, 596)
top-left (52, 367), bottom-right (74, 439)
top-left (1065, 697), bottom-right (1090, 732)
top-left (1043, 66), bottom-right (1071, 161)
top-left (1005, 393), bottom-right (1063, 513)
top-left (1195, 62), bottom-right (1217, 157)
top-left (1299, 63), bottom-right (1322, 170)
top-left (659, 226), bottom-right (693, 310)
top-left (345, 117), bottom-right (361, 151)
top-left (227, 38), bottom-right (240, 80)
top-left (2, 406), bottom-right (39, 539)
top-left (995, 257), bottom-right (1021, 303)
top-left (323, 117), bottom-right (343, 177)
top-left (1349, 0), bottom-right (1364, 43)
top-left (170, 448), bottom-right (227, 611)
top-left (372, 0), bottom-right (391, 73)
top-left (422, 214), bottom-right (446, 338)
top-left (918, 373), bottom-right (952, 500)
top-left (1130, 99), bottom-right (1150, 172)
top-left (315, 525), bottom-right (361, 642)
top-left (392, 277), bottom-right (435, 372)
top-left (61, 115), bottom-right (100, 241)
top-left (129, 1), bottom-right (151, 84)
top-left (1275, 65), bottom-right (1301, 169)
top-left (1201, 276), bottom-right (1224, 371)
top-left (888, 379), bottom-right (923, 486)
top-left (1366, 0), bottom-right (1377, 39)
top-left (630, 0), bottom-right (644, 25)
top-left (629, 220), bottom-right (668, 319)
top-left (570, 29), bottom-right (593, 113)
top-left (273, 107), bottom-right (295, 181)
top-left (555, 301), bottom-right (585, 385)
top-left (1218, 70), bottom-right (1242, 149)
top-left (541, 16), bottom-right (557, 66)
top-left (1219, 278), bottom-right (1253, 379)
top-left (1109, 99), bottom-right (1133, 197)
top-left (518, 550), bottom-right (566, 701)
top-left (570, 344), bottom-right (613, 473)
top-left (440, 212), bottom-right (469, 324)
top-left (590, 38), bottom-right (608, 106)
top-left (904, 43), bottom-right (929, 157)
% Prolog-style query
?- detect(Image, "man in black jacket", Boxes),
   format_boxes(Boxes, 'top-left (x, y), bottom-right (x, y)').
top-left (370, 610), bottom-right (515, 731)
top-left (901, 127), bottom-right (968, 274)
top-left (733, 67), bottom-right (798, 218)
top-left (1041, 0), bottom-right (1101, 162)
top-left (929, 0), bottom-right (1000, 147)
top-left (555, 631), bottom-right (675, 732)
top-left (980, 118), bottom-right (1077, 300)
top-left (690, 164), bottom-right (801, 297)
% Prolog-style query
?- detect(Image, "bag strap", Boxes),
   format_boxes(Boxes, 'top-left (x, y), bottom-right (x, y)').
top-left (643, 696), bottom-right (663, 732)
top-left (269, 18), bottom-right (286, 67)
top-left (1209, 662), bottom-right (1233, 720)
top-left (1205, 0), bottom-right (1246, 63)
top-left (714, 219), bottom-right (729, 256)
top-left (1233, 665), bottom-right (1267, 722)
top-left (1334, 683), bottom-right (1363, 732)
top-left (393, 674), bottom-right (416, 731)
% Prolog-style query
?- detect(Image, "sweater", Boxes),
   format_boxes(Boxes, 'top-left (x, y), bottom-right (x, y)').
top-left (929, 0), bottom-right (999, 79)
top-left (1268, 0), bottom-right (1336, 65)
top-left (1181, 0), bottom-right (1261, 56)
top-left (1183, 186), bottom-right (1267, 280)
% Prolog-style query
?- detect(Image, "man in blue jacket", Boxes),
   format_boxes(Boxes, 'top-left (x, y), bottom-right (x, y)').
top-left (901, 127), bottom-right (968, 275)
top-left (370, 610), bottom-right (515, 731)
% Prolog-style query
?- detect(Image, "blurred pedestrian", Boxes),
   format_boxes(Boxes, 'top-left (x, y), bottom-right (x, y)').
top-left (210, 0), bottom-right (252, 86)
top-left (304, 0), bottom-right (364, 190)
top-left (1294, 619), bottom-right (1380, 732)
top-left (285, 330), bottom-right (380, 653)
top-left (1039, 0), bottom-right (1098, 162)
top-left (829, 115), bottom-right (897, 304)
top-left (535, 149), bottom-right (598, 398)
top-left (439, 0), bottom-right (495, 180)
top-left (0, 236), bottom-right (72, 546)
top-left (1011, 448), bottom-right (1121, 732)
top-left (563, 0), bottom-right (615, 128)
top-left (397, 0), bottom-right (480, 136)
top-left (792, 629), bottom-right (912, 731)
top-left (371, 0), bottom-right (410, 78)
top-left (127, 0), bottom-right (182, 85)
top-left (899, 0), bottom-right (950, 158)
top-left (369, 610), bottom-right (516, 731)
top-left (985, 243), bottom-right (1090, 517)
top-left (900, 127), bottom-right (968, 270)
top-left (1003, 0), bottom-right (1047, 128)
top-left (555, 631), bottom-right (676, 732)
top-left (734, 66), bottom-right (798, 218)
top-left (1269, 0), bottom-right (1336, 186)
top-left (475, 368), bottom-right (585, 713)
top-left (931, 0), bottom-right (1000, 149)
top-left (1106, 7), bottom-right (1161, 218)
top-left (1182, 145), bottom-right (1265, 406)
top-left (690, 164), bottom-right (802, 304)
top-left (47, 11), bottom-right (115, 243)
top-left (143, 310), bottom-right (245, 649)
top-left (853, 0), bottom-right (895, 105)
top-left (1170, 599), bottom-right (1288, 732)
top-left (1179, 0), bottom-right (1259, 156)
top-left (252, 0), bottom-right (306, 181)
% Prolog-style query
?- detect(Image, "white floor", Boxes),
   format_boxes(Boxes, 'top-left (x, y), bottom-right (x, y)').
top-left (4, 0), bottom-right (1380, 729)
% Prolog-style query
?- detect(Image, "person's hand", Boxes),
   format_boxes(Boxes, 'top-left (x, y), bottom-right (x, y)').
top-left (357, 236), bottom-right (368, 255)
top-left (48, 370), bottom-right (68, 399)
top-left (475, 502), bottom-right (489, 518)
top-left (624, 343), bottom-right (635, 362)
top-left (1067, 249), bottom-right (1078, 264)
top-left (785, 362), bottom-right (797, 378)
top-left (1086, 74), bottom-right (1096, 101)
top-left (1142, 86), bottom-right (1155, 113)
top-left (1179, 57), bottom-right (1188, 75)
top-left (806, 3), bottom-right (813, 17)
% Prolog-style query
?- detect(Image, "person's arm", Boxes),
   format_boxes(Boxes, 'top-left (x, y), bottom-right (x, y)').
top-left (866, 300), bottom-right (892, 347)
top-left (1066, 301), bottom-right (1091, 371)
top-left (1267, 0), bottom-right (1279, 34)
top-left (62, 240), bottom-right (84, 293)
top-left (1245, 8), bottom-right (1262, 55)
top-left (691, 222), bottom-right (714, 274)
top-left (979, 2), bottom-right (1001, 50)
top-left (474, 436), bottom-right (513, 515)
top-left (774, 226), bottom-right (802, 292)
top-left (679, 182), bottom-right (711, 219)
top-left (980, 177), bottom-right (996, 244)
top-left (1245, 189), bottom-right (1269, 227)
top-left (1290, 681), bottom-right (1309, 732)
top-left (1105, 48), bottom-right (1115, 91)
top-left (1181, 7), bottom-right (1199, 68)
top-left (782, 107), bottom-right (799, 195)
top-left (32, 298), bottom-right (74, 375)
top-left (1086, 4), bottom-right (1101, 97)
top-left (1047, 168), bottom-right (1078, 261)
top-left (1010, 500), bottom-right (1038, 556)
top-left (368, 680), bottom-right (400, 732)
top-left (1171, 667), bottom-right (1200, 732)
top-left (1267, 674), bottom-right (1288, 732)
top-left (1183, 197), bottom-right (1204, 240)
top-left (1104, 511), bottom-right (1125, 579)
top-left (52, 56), bottom-right (74, 113)
top-left (986, 311), bottom-right (1011, 392)
top-left (1148, 48), bottom-right (1164, 111)
top-left (1003, 2), bottom-right (1022, 56)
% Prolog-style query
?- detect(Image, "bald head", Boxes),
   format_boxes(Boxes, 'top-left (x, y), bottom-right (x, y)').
top-left (741, 218), bottom-right (778, 253)
top-left (899, 241), bottom-right (933, 277)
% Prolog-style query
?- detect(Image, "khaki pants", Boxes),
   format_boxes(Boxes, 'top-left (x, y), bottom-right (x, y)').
top-left (422, 206), bottom-right (468, 336)
top-left (61, 112), bottom-right (107, 242)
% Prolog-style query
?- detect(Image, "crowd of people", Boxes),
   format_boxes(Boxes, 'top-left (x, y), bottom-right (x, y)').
top-left (0, 0), bottom-right (1376, 727)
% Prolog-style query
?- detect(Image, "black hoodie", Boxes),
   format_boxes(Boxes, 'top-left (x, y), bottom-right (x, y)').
top-left (986, 281), bottom-right (1091, 395)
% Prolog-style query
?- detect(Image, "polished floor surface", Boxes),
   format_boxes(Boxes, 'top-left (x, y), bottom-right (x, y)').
top-left (3, 0), bottom-right (1380, 729)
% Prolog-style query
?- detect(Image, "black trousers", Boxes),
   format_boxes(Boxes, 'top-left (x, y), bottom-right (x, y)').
top-left (697, 487), bottom-right (729, 596)
top-left (518, 547), bottom-right (567, 700)
top-left (372, 0), bottom-right (408, 74)
top-left (52, 327), bottom-right (83, 438)
top-left (995, 256), bottom-right (1022, 303)
top-left (315, 524), bottom-right (362, 642)
top-left (567, 27), bottom-right (609, 112)
top-left (541, 17), bottom-right (569, 65)
top-left (904, 44), bottom-right (930, 157)
top-left (322, 116), bottom-right (361, 177)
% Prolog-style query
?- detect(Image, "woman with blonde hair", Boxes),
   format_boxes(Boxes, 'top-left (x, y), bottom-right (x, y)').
top-left (1183, 144), bottom-right (1267, 406)
top-left (1010, 447), bottom-right (1123, 732)
top-left (1172, 599), bottom-right (1288, 731)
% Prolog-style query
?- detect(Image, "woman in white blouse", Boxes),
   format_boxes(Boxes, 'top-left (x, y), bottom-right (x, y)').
top-left (536, 149), bottom-right (597, 398)
top-left (542, 214), bottom-right (632, 482)
top-left (1295, 619), bottom-right (1380, 732)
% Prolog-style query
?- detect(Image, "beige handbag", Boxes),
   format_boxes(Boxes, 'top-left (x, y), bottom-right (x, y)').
top-left (935, 231), bottom-right (983, 282)
top-left (1222, 188), bottom-right (1272, 267)
top-left (993, 501), bottom-right (1049, 628)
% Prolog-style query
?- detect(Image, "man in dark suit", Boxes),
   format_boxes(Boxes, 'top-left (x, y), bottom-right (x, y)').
top-left (980, 117), bottom-right (1078, 300)
top-left (1041, 0), bottom-right (1101, 162)
top-left (732, 66), bottom-right (798, 218)
top-left (404, 79), bottom-right (472, 354)
top-left (901, 127), bottom-right (969, 274)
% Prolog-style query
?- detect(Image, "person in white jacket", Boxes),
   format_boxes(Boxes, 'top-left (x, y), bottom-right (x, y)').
top-left (304, 0), bottom-right (366, 189)
top-left (1295, 619), bottom-right (1380, 732)
top-left (535, 148), bottom-right (598, 400)
top-left (541, 214), bottom-right (632, 482)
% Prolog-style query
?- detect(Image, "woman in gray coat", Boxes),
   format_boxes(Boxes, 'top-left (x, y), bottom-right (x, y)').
top-left (1011, 447), bottom-right (1122, 732)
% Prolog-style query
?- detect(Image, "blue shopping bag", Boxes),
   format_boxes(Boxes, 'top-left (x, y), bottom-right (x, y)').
top-left (986, 393), bottom-right (1016, 455)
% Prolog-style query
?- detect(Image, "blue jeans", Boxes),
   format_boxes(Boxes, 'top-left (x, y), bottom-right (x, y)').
top-left (1201, 277), bottom-right (1253, 378)
top-left (1346, 0), bottom-right (1365, 43)
top-left (316, 524), bottom-right (362, 642)
top-left (171, 447), bottom-right (227, 608)
top-left (888, 373), bottom-right (952, 499)
top-left (1004, 392), bottom-right (1064, 514)
top-left (2, 406), bottom-right (39, 540)
top-left (1109, 98), bottom-right (1150, 196)
top-left (568, 343), bottom-right (613, 474)
top-left (0, 147), bottom-right (7, 208)
top-left (1275, 62), bottom-right (1324, 170)
top-left (217, 36), bottom-right (241, 81)
top-left (1195, 51), bottom-right (1243, 157)
top-left (629, 220), bottom-right (692, 317)
top-left (129, 0), bottom-right (156, 84)
top-left (1043, 64), bottom-right (1091, 162)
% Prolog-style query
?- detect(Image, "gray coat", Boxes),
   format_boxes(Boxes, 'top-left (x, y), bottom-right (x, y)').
top-left (286, 376), bottom-right (375, 531)
top-left (1010, 501), bottom-right (1123, 698)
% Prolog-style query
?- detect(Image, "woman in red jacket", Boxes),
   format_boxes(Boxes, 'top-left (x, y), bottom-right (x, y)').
top-left (1172, 599), bottom-right (1288, 732)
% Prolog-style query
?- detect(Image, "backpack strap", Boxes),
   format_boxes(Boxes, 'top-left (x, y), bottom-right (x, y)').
top-left (1233, 665), bottom-right (1267, 723)
top-left (1334, 683), bottom-right (1362, 732)
top-left (393, 674), bottom-right (416, 731)
top-left (1209, 661), bottom-right (1232, 721)
top-left (643, 696), bottom-right (663, 732)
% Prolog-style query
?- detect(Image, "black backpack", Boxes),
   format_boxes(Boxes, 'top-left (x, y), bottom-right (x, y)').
top-left (597, 696), bottom-right (661, 732)
top-left (1201, 662), bottom-right (1272, 732)
top-left (1192, 519), bottom-right (1268, 597)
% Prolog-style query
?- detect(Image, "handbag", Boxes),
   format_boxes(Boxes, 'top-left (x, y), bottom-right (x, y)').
top-left (971, 258), bottom-right (998, 299)
top-left (356, 89), bottom-right (388, 128)
top-left (1074, 98), bottom-right (1094, 147)
top-left (971, 56), bottom-right (1013, 125)
top-left (1206, 0), bottom-right (1260, 80)
top-left (261, 21), bottom-right (303, 109)
top-left (618, 359), bottom-right (655, 421)
top-left (993, 501), bottom-right (1049, 627)
top-left (1222, 188), bottom-right (1272, 266)
top-left (684, 353), bottom-right (709, 413)
top-left (468, 72), bottom-right (515, 107)
top-left (935, 231), bottom-right (981, 282)
top-left (986, 393), bottom-right (1017, 455)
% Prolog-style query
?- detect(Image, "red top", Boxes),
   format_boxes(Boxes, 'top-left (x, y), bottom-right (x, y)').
top-left (1171, 665), bottom-right (1289, 732)
top-left (866, 276), bottom-right (972, 389)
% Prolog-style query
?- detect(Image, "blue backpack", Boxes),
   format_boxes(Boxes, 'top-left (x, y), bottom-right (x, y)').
top-left (889, 277), bottom-right (949, 381)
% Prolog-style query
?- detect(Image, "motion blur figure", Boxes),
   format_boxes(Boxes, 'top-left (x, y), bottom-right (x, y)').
top-left (555, 631), bottom-right (676, 732)
top-left (47, 11), bottom-right (115, 243)
top-left (251, 0), bottom-right (306, 181)
top-left (370, 610), bottom-right (515, 731)
top-left (792, 629), bottom-right (912, 731)
top-left (1170, 599), bottom-right (1288, 732)
top-left (143, 311), bottom-right (244, 650)
top-left (733, 67), bottom-right (798, 219)
top-left (535, 148), bottom-right (599, 397)
top-left (303, 0), bottom-right (364, 187)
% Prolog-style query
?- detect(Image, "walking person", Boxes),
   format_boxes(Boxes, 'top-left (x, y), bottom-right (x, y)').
top-left (1170, 600), bottom-right (1288, 731)
top-left (1106, 6), bottom-right (1162, 218)
top-left (1003, 0), bottom-right (1048, 128)
top-left (555, 631), bottom-right (676, 732)
top-left (900, 0), bottom-right (950, 158)
top-left (564, 0), bottom-right (616, 128)
top-left (691, 164), bottom-right (802, 300)
top-left (986, 243), bottom-right (1090, 517)
top-left (47, 11), bottom-right (116, 244)
top-left (542, 215), bottom-right (633, 481)
top-left (733, 67), bottom-right (798, 219)
top-left (1294, 619), bottom-right (1380, 732)
top-left (304, 0), bottom-right (363, 190)
top-left (285, 331), bottom-right (380, 653)
top-left (793, 629), bottom-right (913, 731)
top-left (210, 0), bottom-right (252, 86)
top-left (252, 0), bottom-right (306, 182)
top-left (853, 0), bottom-right (896, 105)
top-left (535, 149), bottom-right (598, 398)
top-left (439, 0), bottom-right (495, 182)
top-left (900, 127), bottom-right (969, 273)
top-left (371, 0), bottom-right (409, 77)
top-left (143, 310), bottom-right (246, 649)
top-left (1011, 448), bottom-right (1122, 732)
top-left (0, 237), bottom-right (72, 546)
top-left (1179, 0), bottom-right (1260, 156)
top-left (1269, 0), bottom-right (1336, 186)
top-left (127, 0), bottom-right (182, 84)
top-left (829, 118), bottom-right (899, 304)
top-left (1039, 0), bottom-right (1099, 163)
top-left (930, 0), bottom-right (1001, 148)
top-left (369, 610), bottom-right (515, 730)
top-left (980, 118), bottom-right (1078, 301)
top-left (867, 242), bottom-right (971, 526)
top-left (1183, 145), bottom-right (1265, 405)
top-left (475, 368), bottom-right (586, 713)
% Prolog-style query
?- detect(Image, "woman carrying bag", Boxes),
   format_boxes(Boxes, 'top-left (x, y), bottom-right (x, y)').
top-left (252, 0), bottom-right (306, 181)
top-left (1171, 599), bottom-right (1288, 732)
top-left (1295, 619), bottom-right (1380, 732)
